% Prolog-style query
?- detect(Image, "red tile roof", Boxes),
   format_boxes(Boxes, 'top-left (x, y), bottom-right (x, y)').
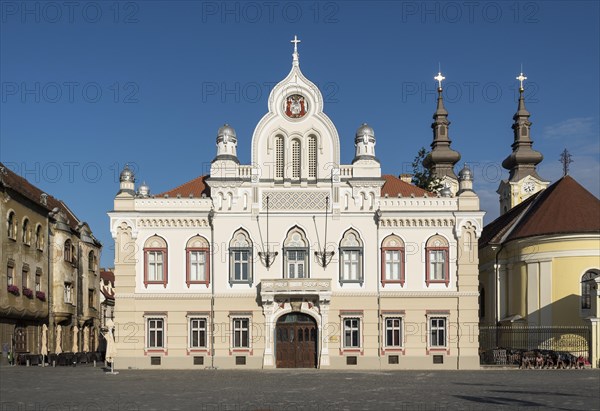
top-left (480, 176), bottom-right (600, 247)
top-left (159, 174), bottom-right (429, 199)
top-left (0, 162), bottom-right (80, 230)
top-left (158, 175), bottom-right (210, 198)
top-left (380, 174), bottom-right (431, 197)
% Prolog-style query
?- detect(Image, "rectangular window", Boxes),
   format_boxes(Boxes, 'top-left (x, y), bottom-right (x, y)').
top-left (88, 289), bottom-right (95, 308)
top-left (429, 250), bottom-right (446, 281)
top-left (232, 250), bottom-right (249, 282)
top-left (147, 318), bottom-right (164, 349)
top-left (190, 251), bottom-right (206, 282)
top-left (429, 317), bottom-right (447, 348)
top-left (232, 318), bottom-right (249, 348)
top-left (341, 250), bottom-right (360, 281)
top-left (343, 318), bottom-right (360, 348)
top-left (385, 250), bottom-right (401, 280)
top-left (147, 251), bottom-right (164, 282)
top-left (308, 137), bottom-right (317, 179)
top-left (275, 137), bottom-right (284, 179)
top-left (190, 318), bottom-right (207, 348)
top-left (35, 272), bottom-right (41, 292)
top-left (64, 283), bottom-right (72, 303)
top-left (385, 318), bottom-right (403, 347)
top-left (22, 269), bottom-right (28, 289)
top-left (7, 265), bottom-right (14, 286)
top-left (286, 250), bottom-right (306, 279)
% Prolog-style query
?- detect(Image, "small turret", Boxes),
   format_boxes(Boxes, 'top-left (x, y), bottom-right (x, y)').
top-left (352, 123), bottom-right (378, 163)
top-left (118, 164), bottom-right (135, 196)
top-left (213, 124), bottom-right (239, 164)
top-left (137, 181), bottom-right (150, 198)
top-left (458, 165), bottom-right (474, 194)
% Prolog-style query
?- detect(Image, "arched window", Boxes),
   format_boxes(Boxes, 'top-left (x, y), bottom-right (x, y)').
top-left (229, 230), bottom-right (253, 286)
top-left (186, 235), bottom-right (210, 287)
top-left (283, 227), bottom-right (309, 279)
top-left (381, 234), bottom-right (405, 286)
top-left (35, 224), bottom-right (43, 250)
top-left (425, 235), bottom-right (450, 287)
top-left (291, 139), bottom-right (301, 180)
top-left (88, 250), bottom-right (96, 271)
top-left (143, 235), bottom-right (168, 288)
top-left (7, 211), bottom-right (16, 240)
top-left (275, 136), bottom-right (284, 179)
top-left (22, 218), bottom-right (30, 245)
top-left (308, 135), bottom-right (317, 179)
top-left (64, 240), bottom-right (73, 263)
top-left (339, 229), bottom-right (364, 285)
top-left (581, 270), bottom-right (599, 310)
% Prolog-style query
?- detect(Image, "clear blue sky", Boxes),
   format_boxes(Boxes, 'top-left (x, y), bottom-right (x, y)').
top-left (1, 1), bottom-right (598, 267)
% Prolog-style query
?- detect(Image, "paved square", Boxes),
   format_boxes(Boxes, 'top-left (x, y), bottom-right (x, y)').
top-left (1, 366), bottom-right (599, 410)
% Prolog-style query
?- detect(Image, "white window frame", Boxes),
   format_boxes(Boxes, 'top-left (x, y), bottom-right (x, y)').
top-left (426, 313), bottom-right (449, 353)
top-left (230, 315), bottom-right (252, 353)
top-left (144, 314), bottom-right (167, 353)
top-left (188, 316), bottom-right (208, 351)
top-left (340, 312), bottom-right (364, 354)
top-left (384, 316), bottom-right (404, 350)
top-left (285, 248), bottom-right (308, 279)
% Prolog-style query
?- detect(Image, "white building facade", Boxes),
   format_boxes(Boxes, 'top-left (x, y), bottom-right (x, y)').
top-left (109, 40), bottom-right (483, 369)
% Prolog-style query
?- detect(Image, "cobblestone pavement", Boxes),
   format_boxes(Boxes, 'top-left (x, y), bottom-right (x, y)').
top-left (1, 366), bottom-right (599, 411)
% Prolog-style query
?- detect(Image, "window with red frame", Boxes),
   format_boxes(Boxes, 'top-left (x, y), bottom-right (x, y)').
top-left (186, 235), bottom-right (210, 287)
top-left (144, 236), bottom-right (168, 287)
top-left (425, 235), bottom-right (449, 287)
top-left (381, 234), bottom-right (405, 286)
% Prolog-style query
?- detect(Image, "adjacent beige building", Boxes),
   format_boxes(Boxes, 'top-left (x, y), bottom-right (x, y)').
top-left (1, 163), bottom-right (102, 363)
top-left (109, 39), bottom-right (484, 370)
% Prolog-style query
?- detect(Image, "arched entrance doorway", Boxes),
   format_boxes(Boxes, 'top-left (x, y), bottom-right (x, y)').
top-left (276, 312), bottom-right (317, 368)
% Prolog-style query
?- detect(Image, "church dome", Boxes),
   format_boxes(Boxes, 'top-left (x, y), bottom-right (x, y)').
top-left (119, 165), bottom-right (135, 183)
top-left (355, 123), bottom-right (375, 140)
top-left (138, 181), bottom-right (150, 197)
top-left (459, 165), bottom-right (473, 181)
top-left (217, 124), bottom-right (237, 142)
top-left (440, 186), bottom-right (453, 197)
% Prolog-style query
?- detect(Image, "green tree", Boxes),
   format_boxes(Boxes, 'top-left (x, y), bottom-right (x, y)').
top-left (410, 147), bottom-right (443, 192)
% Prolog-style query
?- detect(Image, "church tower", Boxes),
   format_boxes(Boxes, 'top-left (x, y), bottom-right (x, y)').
top-left (497, 72), bottom-right (549, 214)
top-left (423, 71), bottom-right (461, 194)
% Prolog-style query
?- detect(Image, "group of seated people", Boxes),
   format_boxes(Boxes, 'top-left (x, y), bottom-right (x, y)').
top-left (519, 351), bottom-right (589, 369)
top-left (15, 352), bottom-right (103, 366)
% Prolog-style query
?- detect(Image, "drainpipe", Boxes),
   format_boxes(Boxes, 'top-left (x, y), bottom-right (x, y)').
top-left (375, 208), bottom-right (382, 369)
top-left (208, 208), bottom-right (216, 369)
top-left (47, 211), bottom-right (54, 355)
top-left (491, 243), bottom-right (503, 348)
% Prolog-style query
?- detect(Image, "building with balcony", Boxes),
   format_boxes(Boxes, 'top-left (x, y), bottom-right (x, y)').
top-left (0, 163), bottom-right (102, 363)
top-left (109, 38), bottom-right (483, 369)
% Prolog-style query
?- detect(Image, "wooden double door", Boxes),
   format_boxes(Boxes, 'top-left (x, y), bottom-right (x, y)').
top-left (276, 313), bottom-right (317, 368)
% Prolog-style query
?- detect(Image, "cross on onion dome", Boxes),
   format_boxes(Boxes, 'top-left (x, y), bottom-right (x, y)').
top-left (434, 72), bottom-right (446, 88)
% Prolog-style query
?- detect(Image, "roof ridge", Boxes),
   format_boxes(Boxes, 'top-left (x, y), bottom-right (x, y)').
top-left (158, 174), bottom-right (206, 196)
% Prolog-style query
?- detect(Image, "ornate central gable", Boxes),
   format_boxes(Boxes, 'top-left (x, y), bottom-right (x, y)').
top-left (251, 39), bottom-right (340, 182)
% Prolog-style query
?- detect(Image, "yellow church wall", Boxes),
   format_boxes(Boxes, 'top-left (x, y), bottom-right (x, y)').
top-left (553, 256), bottom-right (600, 326)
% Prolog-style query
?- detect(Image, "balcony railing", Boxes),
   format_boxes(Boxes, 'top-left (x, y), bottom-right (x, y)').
top-left (261, 278), bottom-right (331, 294)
